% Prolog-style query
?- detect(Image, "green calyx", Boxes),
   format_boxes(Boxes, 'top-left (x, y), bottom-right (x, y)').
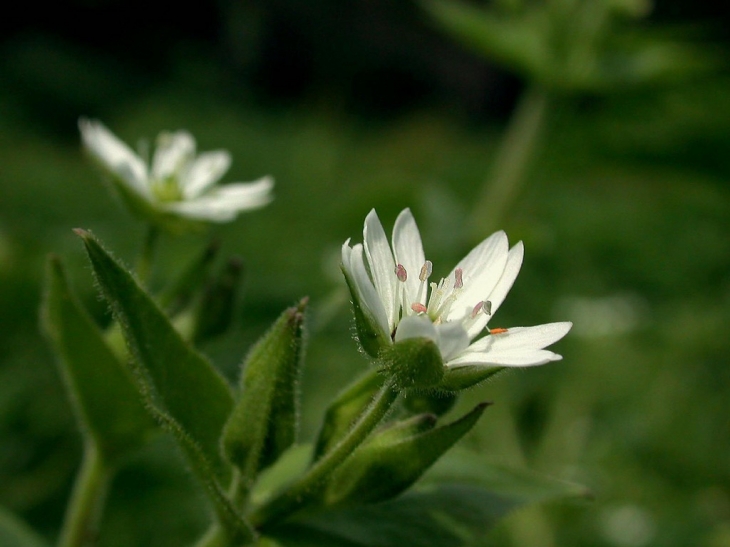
top-left (378, 337), bottom-right (444, 390)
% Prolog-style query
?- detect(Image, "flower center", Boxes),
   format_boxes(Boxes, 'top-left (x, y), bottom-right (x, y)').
top-left (397, 261), bottom-right (492, 328)
top-left (151, 176), bottom-right (184, 202)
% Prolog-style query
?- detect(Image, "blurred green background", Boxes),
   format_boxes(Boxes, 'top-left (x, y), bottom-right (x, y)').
top-left (1, 1), bottom-right (729, 546)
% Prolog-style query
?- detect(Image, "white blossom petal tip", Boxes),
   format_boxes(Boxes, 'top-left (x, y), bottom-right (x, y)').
top-left (342, 208), bottom-right (572, 378)
top-left (79, 118), bottom-right (273, 227)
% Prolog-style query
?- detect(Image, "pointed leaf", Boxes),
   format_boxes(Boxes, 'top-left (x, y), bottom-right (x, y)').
top-left (422, 446), bottom-right (592, 504)
top-left (280, 469), bottom-right (589, 547)
top-left (222, 299), bottom-right (307, 481)
top-left (75, 230), bottom-right (234, 481)
top-left (326, 403), bottom-right (489, 505)
top-left (41, 256), bottom-right (154, 461)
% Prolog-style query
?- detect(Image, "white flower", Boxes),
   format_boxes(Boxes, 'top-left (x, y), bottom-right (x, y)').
top-left (341, 208), bottom-right (571, 370)
top-left (79, 118), bottom-right (273, 224)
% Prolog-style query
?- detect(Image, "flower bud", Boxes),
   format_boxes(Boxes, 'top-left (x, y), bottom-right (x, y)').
top-left (222, 298), bottom-right (307, 478)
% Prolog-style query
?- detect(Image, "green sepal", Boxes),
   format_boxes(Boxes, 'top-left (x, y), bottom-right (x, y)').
top-left (222, 299), bottom-right (308, 482)
top-left (41, 256), bottom-right (155, 462)
top-left (75, 229), bottom-right (234, 482)
top-left (192, 257), bottom-right (244, 343)
top-left (312, 370), bottom-right (383, 462)
top-left (439, 365), bottom-right (505, 391)
top-left (340, 265), bottom-right (389, 358)
top-left (325, 402), bottom-right (490, 505)
top-left (378, 337), bottom-right (444, 390)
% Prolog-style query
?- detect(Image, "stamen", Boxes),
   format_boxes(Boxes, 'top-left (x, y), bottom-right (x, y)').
top-left (411, 303), bottom-right (428, 314)
top-left (471, 301), bottom-right (484, 319)
top-left (489, 327), bottom-right (508, 335)
top-left (484, 300), bottom-right (492, 316)
top-left (419, 260), bottom-right (433, 281)
top-left (395, 264), bottom-right (408, 282)
top-left (454, 268), bottom-right (463, 289)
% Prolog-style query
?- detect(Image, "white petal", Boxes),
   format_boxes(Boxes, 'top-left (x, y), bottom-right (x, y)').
top-left (79, 118), bottom-right (150, 198)
top-left (448, 349), bottom-right (563, 367)
top-left (445, 231), bottom-right (509, 323)
top-left (464, 241), bottom-right (524, 339)
top-left (162, 176), bottom-right (273, 221)
top-left (392, 208), bottom-right (427, 307)
top-left (180, 150), bottom-right (231, 198)
top-left (434, 322), bottom-right (470, 361)
top-left (343, 242), bottom-right (390, 338)
top-left (394, 315), bottom-right (437, 343)
top-left (363, 209), bottom-right (397, 330)
top-left (152, 130), bottom-right (196, 181)
top-left (447, 322), bottom-right (572, 367)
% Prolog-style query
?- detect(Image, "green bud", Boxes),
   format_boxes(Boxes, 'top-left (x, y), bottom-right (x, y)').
top-left (222, 299), bottom-right (307, 481)
top-left (379, 337), bottom-right (444, 390)
top-left (313, 370), bottom-right (383, 461)
top-left (439, 365), bottom-right (505, 391)
top-left (326, 403), bottom-right (490, 505)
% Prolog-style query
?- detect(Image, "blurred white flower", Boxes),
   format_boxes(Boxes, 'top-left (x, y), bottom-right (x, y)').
top-left (342, 208), bottom-right (571, 369)
top-left (79, 119), bottom-right (273, 225)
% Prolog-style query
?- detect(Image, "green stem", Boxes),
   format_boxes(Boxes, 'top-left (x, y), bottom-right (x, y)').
top-left (249, 379), bottom-right (399, 529)
top-left (58, 445), bottom-right (110, 547)
top-left (136, 225), bottom-right (159, 286)
top-left (469, 85), bottom-right (551, 240)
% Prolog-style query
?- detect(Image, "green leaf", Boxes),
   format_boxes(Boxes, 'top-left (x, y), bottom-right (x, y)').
top-left (422, 447), bottom-right (592, 505)
top-left (41, 256), bottom-right (154, 462)
top-left (75, 229), bottom-right (234, 481)
top-left (312, 370), bottom-right (383, 461)
top-left (275, 483), bottom-right (525, 547)
top-left (422, 0), bottom-right (550, 85)
top-left (326, 403), bottom-right (489, 505)
top-left (222, 299), bottom-right (307, 482)
top-left (278, 467), bottom-right (589, 547)
top-left (0, 507), bottom-right (50, 547)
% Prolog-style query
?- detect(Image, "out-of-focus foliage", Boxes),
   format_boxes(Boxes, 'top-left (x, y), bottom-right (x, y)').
top-left (1, 1), bottom-right (729, 545)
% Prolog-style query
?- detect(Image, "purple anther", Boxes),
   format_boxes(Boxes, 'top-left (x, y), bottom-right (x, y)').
top-left (395, 264), bottom-right (408, 282)
top-left (454, 268), bottom-right (464, 289)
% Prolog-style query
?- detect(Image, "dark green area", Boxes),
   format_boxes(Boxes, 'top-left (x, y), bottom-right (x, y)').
top-left (1, 7), bottom-right (730, 546)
